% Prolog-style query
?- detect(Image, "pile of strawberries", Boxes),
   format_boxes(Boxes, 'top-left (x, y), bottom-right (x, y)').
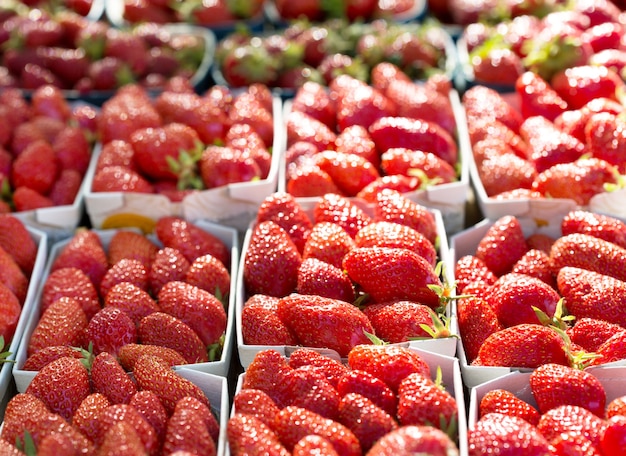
top-left (90, 80), bottom-right (275, 200)
top-left (455, 210), bottom-right (626, 369)
top-left (470, 363), bottom-right (626, 454)
top-left (284, 62), bottom-right (459, 200)
top-left (228, 345), bottom-right (461, 455)
top-left (0, 85), bottom-right (96, 213)
top-left (241, 190), bottom-right (451, 357)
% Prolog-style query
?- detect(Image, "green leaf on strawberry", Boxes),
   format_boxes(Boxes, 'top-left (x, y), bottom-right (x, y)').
top-left (0, 336), bottom-right (12, 364)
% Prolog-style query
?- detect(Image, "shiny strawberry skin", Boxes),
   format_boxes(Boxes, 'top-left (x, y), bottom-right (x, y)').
top-left (479, 389), bottom-right (540, 425)
top-left (469, 413), bottom-right (552, 456)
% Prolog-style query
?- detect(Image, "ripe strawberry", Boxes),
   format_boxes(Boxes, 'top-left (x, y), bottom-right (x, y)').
top-left (229, 90), bottom-right (274, 147)
top-left (333, 76), bottom-right (396, 130)
top-left (226, 123), bottom-right (272, 178)
top-left (276, 294), bottom-right (373, 357)
top-left (532, 157), bottom-right (618, 206)
top-left (302, 221), bottom-right (356, 270)
top-left (552, 65), bottom-right (624, 110)
top-left (463, 85), bottom-right (524, 134)
top-left (561, 210), bottom-right (626, 249)
top-left (313, 150), bottom-right (380, 197)
top-left (0, 214), bottom-right (37, 276)
top-left (355, 221), bottom-right (437, 267)
top-left (468, 413), bottom-right (552, 455)
top-left (296, 257), bottom-right (356, 303)
top-left (52, 125), bottom-right (91, 176)
top-left (516, 71), bottom-right (568, 121)
top-left (241, 294), bottom-right (298, 346)
top-left (313, 194), bottom-right (372, 239)
top-left (91, 165), bottom-right (155, 193)
top-left (479, 389), bottom-right (541, 425)
top-left (107, 230), bottom-right (159, 269)
top-left (291, 81), bottom-right (336, 130)
top-left (567, 317), bottom-right (626, 353)
top-left (41, 267), bottom-right (101, 320)
top-left (288, 348), bottom-right (348, 388)
top-left (551, 234), bottom-right (626, 283)
top-left (67, 392), bottom-right (112, 442)
top-left (128, 390), bottom-right (169, 443)
top-left (95, 404), bottom-right (159, 454)
top-left (467, 117), bottom-right (529, 160)
top-left (601, 415), bottom-right (626, 456)
top-left (286, 110), bottom-right (337, 152)
top-left (174, 396), bottom-right (220, 444)
top-left (103, 282), bottom-right (158, 326)
top-left (157, 281), bottom-right (227, 347)
top-left (607, 395), bottom-right (626, 418)
top-left (334, 124), bottom-right (379, 169)
top-left (256, 192), bottom-right (312, 254)
top-left (138, 312), bottom-right (208, 364)
top-left (336, 369), bottom-right (397, 417)
top-left (148, 247), bottom-right (191, 296)
top-left (117, 343), bottom-right (187, 371)
top-left (91, 351), bottom-right (137, 405)
top-left (36, 431), bottom-right (77, 456)
top-left (537, 405), bottom-right (608, 449)
top-left (380, 148), bottom-right (457, 185)
top-left (338, 393), bottom-right (398, 452)
top-left (10, 139), bottom-right (58, 196)
top-left (233, 388), bottom-right (281, 428)
top-left (475, 215), bottom-right (528, 277)
top-left (85, 306), bottom-right (137, 356)
top-left (591, 331), bottom-right (626, 366)
top-left (185, 253), bottom-right (231, 298)
top-left (478, 153), bottom-right (538, 197)
top-left (132, 354), bottom-right (209, 414)
top-left (343, 246), bottom-right (442, 308)
top-left (48, 168), bottom-right (82, 206)
top-left (155, 216), bottom-right (229, 266)
top-left (27, 297), bottom-right (88, 357)
top-left (243, 221), bottom-right (302, 298)
top-left (454, 255), bottom-right (497, 294)
top-left (0, 282), bottom-right (20, 344)
top-left (584, 111), bottom-right (626, 173)
top-left (22, 345), bottom-right (84, 371)
top-left (25, 356), bottom-right (91, 421)
top-left (227, 413), bottom-right (290, 456)
top-left (511, 249), bottom-right (556, 288)
top-left (347, 344), bottom-right (430, 392)
top-left (355, 175), bottom-right (420, 203)
top-left (97, 421), bottom-right (149, 456)
top-left (279, 368), bottom-right (341, 420)
top-left (286, 161), bottom-right (341, 197)
top-left (273, 405), bottom-right (361, 455)
top-left (293, 435), bottom-right (339, 456)
top-left (162, 401), bottom-right (217, 456)
top-left (100, 259), bottom-right (150, 300)
top-left (473, 324), bottom-right (570, 368)
top-left (241, 349), bottom-right (293, 407)
top-left (96, 140), bottom-right (137, 172)
top-left (367, 424), bottom-right (459, 455)
top-left (457, 294), bottom-right (503, 363)
top-left (50, 229), bottom-right (108, 291)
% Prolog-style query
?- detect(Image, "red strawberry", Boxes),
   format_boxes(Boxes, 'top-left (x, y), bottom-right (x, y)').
top-left (96, 421), bottom-right (149, 456)
top-left (132, 354), bottom-right (209, 414)
top-left (10, 139), bottom-right (59, 196)
top-left (467, 117), bottom-right (529, 160)
top-left (288, 348), bottom-right (348, 389)
top-left (313, 193), bottom-right (372, 239)
top-left (293, 435), bottom-right (339, 456)
top-left (52, 125), bottom-right (91, 176)
top-left (585, 110), bottom-right (626, 173)
top-left (0, 214), bottom-right (38, 276)
top-left (457, 295), bottom-right (503, 363)
top-left (94, 404), bottom-right (159, 454)
top-left (90, 351), bottom-right (137, 405)
top-left (296, 257), bottom-right (356, 303)
top-left (343, 246), bottom-right (442, 308)
top-left (291, 81), bottom-right (337, 130)
top-left (471, 46), bottom-right (524, 87)
top-left (373, 189), bottom-right (437, 245)
top-left (241, 294), bottom-right (298, 346)
top-left (48, 168), bottom-right (82, 206)
top-left (475, 215), bottom-right (528, 277)
top-left (313, 150), bottom-right (380, 197)
top-left (104, 282), bottom-right (159, 326)
top-left (25, 356), bottom-right (91, 421)
top-left (530, 363), bottom-right (606, 416)
top-left (477, 153), bottom-right (537, 197)
top-left (591, 331), bottom-right (626, 366)
top-left (336, 369), bottom-right (397, 417)
top-left (149, 246), bottom-right (191, 295)
top-left (473, 324), bottom-right (570, 368)
top-left (516, 71), bottom-right (568, 121)
top-left (380, 147), bottom-right (457, 184)
top-left (355, 175), bottom-right (420, 203)
top-left (567, 317), bottom-right (626, 353)
top-left (227, 413), bottom-right (290, 456)
top-left (107, 230), bottom-right (159, 269)
top-left (41, 267), bottom-right (101, 320)
top-left (226, 123), bottom-right (272, 178)
top-left (233, 388), bottom-right (281, 427)
top-left (276, 294), bottom-right (373, 357)
top-left (454, 255), bottom-right (497, 294)
top-left (229, 90), bottom-right (274, 147)
top-left (243, 221), bottom-right (302, 298)
top-left (91, 165), bottom-right (155, 193)
top-left (0, 283), bottom-right (21, 345)
top-left (552, 64), bottom-right (625, 110)
top-left (561, 210), bottom-right (626, 249)
top-left (302, 222), bottom-right (356, 270)
top-left (158, 281), bottom-right (227, 347)
top-left (27, 297), bottom-right (88, 357)
top-left (333, 76), bottom-right (396, 130)
top-left (531, 157), bottom-right (618, 206)
top-left (468, 413), bottom-right (552, 455)
top-left (84, 306), bottom-right (137, 356)
top-left (241, 349), bottom-right (293, 407)
top-left (117, 343), bottom-right (187, 371)
top-left (138, 312), bottom-right (208, 364)
top-left (162, 400), bottom-right (217, 456)
top-left (551, 235), bottom-right (626, 283)
top-left (367, 424), bottom-right (459, 455)
top-left (22, 345), bottom-right (84, 371)
top-left (279, 368), bottom-right (341, 420)
top-left (100, 259), bottom-right (150, 300)
top-left (36, 431), bottom-right (77, 455)
top-left (50, 229), bottom-right (108, 291)
top-left (199, 145), bottom-right (263, 188)
top-left (128, 390), bottom-right (168, 443)
top-left (537, 405), bottom-right (608, 449)
top-left (256, 192), bottom-right (312, 254)
top-left (479, 389), bottom-right (541, 425)
top-left (95, 140), bottom-right (137, 174)
top-left (286, 161), bottom-right (341, 197)
top-left (338, 393), bottom-right (398, 452)
top-left (286, 110), bottom-right (337, 152)
top-left (601, 416), bottom-right (626, 456)
top-left (511, 249), bottom-right (556, 288)
top-left (185, 253), bottom-right (231, 298)
top-left (463, 85), bottom-right (524, 134)
top-left (607, 395), bottom-right (626, 418)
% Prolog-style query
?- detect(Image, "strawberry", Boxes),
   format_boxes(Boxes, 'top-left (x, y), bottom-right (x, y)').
top-left (471, 47), bottom-right (524, 87)
top-left (148, 247), bottom-right (191, 295)
top-left (243, 220), bottom-right (302, 298)
top-left (85, 306), bottom-right (137, 356)
top-left (103, 282), bottom-right (159, 326)
top-left (380, 148), bottom-right (457, 184)
top-left (288, 347), bottom-right (348, 388)
top-left (567, 317), bottom-right (626, 353)
top-left (463, 85), bottom-right (524, 134)
top-left (468, 413), bottom-right (552, 455)
top-left (241, 349), bottom-right (293, 407)
top-left (25, 356), bottom-right (91, 421)
top-left (162, 401), bottom-right (217, 456)
top-left (478, 153), bottom-right (537, 197)
top-left (293, 435), bottom-right (339, 456)
top-left (273, 405), bottom-right (361, 455)
top-left (336, 369), bottom-right (397, 417)
top-left (40, 267), bottom-right (101, 320)
top-left (22, 345), bottom-right (84, 371)
top-left (276, 294), bottom-right (373, 357)
top-left (454, 255), bottom-right (497, 294)
top-left (516, 71), bottom-right (568, 121)
top-left (100, 259), bottom-right (150, 300)
top-left (601, 416), bottom-right (626, 456)
top-left (48, 168), bottom-right (82, 206)
top-left (52, 125), bottom-right (91, 176)
top-left (138, 312), bottom-right (208, 364)
top-left (174, 396), bottom-right (220, 444)
top-left (302, 221), bottom-right (356, 270)
top-left (551, 64), bottom-right (625, 110)
top-left (551, 234), bottom-right (626, 283)
top-left (90, 351), bottom-right (137, 405)
top-left (95, 404), bottom-right (159, 454)
top-left (185, 253), bottom-right (231, 298)
top-left (36, 432), bottom-right (77, 456)
top-left (537, 405), bottom-right (608, 449)
top-left (473, 324), bottom-right (570, 368)
top-left (256, 192), bottom-right (312, 254)
top-left (27, 297), bottom-right (88, 357)
top-left (479, 389), bottom-right (541, 425)
top-left (241, 294), bottom-right (298, 346)
top-left (117, 343), bottom-right (187, 371)
top-left (10, 139), bottom-right (59, 196)
top-left (50, 229), bottom-right (108, 291)
top-left (157, 281), bottom-right (227, 347)
top-left (373, 189), bottom-right (438, 245)
top-left (279, 368), bottom-right (341, 420)
top-left (591, 331), bottom-right (626, 365)
top-left (0, 214), bottom-right (38, 276)
top-left (67, 393), bottom-right (111, 443)
top-left (226, 123), bottom-right (272, 178)
top-left (286, 161), bottom-right (341, 197)
top-left (467, 118), bottom-right (529, 160)
top-left (233, 388), bottom-right (281, 427)
top-left (355, 220), bottom-right (438, 267)
top-left (347, 344), bottom-right (430, 392)
top-left (511, 249), bottom-right (556, 288)
top-left (107, 230), bottom-right (159, 270)
top-left (296, 257), bottom-right (356, 303)
top-left (129, 390), bottom-right (169, 443)
top-left (367, 425), bottom-right (459, 455)
top-left (475, 215), bottom-right (528, 277)
top-left (562, 210), bottom-right (626, 249)
top-left (343, 246), bottom-right (442, 308)
top-left (96, 421), bottom-right (149, 456)
top-left (338, 393), bottom-right (398, 452)
top-left (91, 165), bottom-right (155, 193)
top-left (227, 413), bottom-right (290, 456)
top-left (0, 283), bottom-right (20, 344)
top-left (457, 294), bottom-right (503, 363)
top-left (369, 116), bottom-right (458, 166)
top-left (530, 363), bottom-right (606, 416)
top-left (355, 175), bottom-right (420, 203)
top-left (332, 75), bottom-right (396, 130)
top-left (132, 354), bottom-right (209, 414)
top-left (291, 80), bottom-right (336, 130)
top-left (313, 193), bottom-right (372, 239)
top-left (313, 150), bottom-right (380, 197)
top-left (286, 110), bottom-right (337, 152)
top-left (199, 145), bottom-right (263, 188)
top-left (584, 111), bottom-right (626, 173)
top-left (607, 395), bottom-right (626, 418)
top-left (229, 90), bottom-right (274, 147)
